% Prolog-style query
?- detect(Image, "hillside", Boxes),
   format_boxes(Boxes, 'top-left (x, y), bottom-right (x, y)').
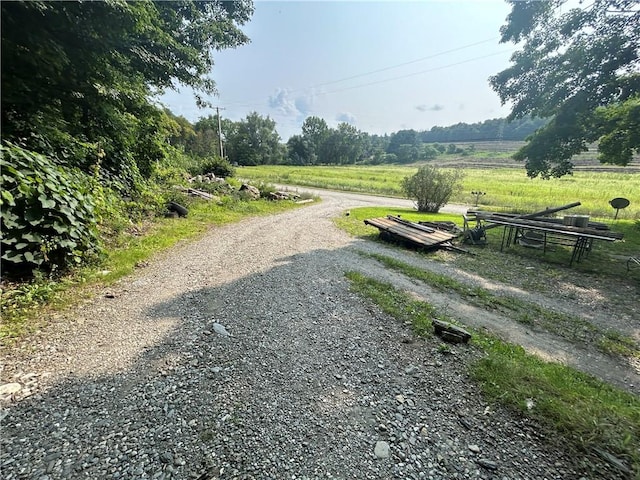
top-left (427, 141), bottom-right (640, 172)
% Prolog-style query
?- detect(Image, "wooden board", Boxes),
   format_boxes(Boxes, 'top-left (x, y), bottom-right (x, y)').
top-left (364, 216), bottom-right (457, 249)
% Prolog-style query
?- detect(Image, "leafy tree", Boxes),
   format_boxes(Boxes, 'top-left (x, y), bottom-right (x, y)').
top-left (387, 130), bottom-right (419, 156)
top-left (301, 116), bottom-right (331, 163)
top-left (402, 165), bottom-right (464, 213)
top-left (189, 115), bottom-right (223, 158)
top-left (1, 0), bottom-right (253, 183)
top-left (327, 123), bottom-right (366, 164)
top-left (422, 144), bottom-right (440, 160)
top-left (491, 0), bottom-right (640, 178)
top-left (446, 144), bottom-right (463, 155)
top-left (395, 144), bottom-right (421, 163)
top-left (365, 134), bottom-right (390, 160)
top-left (189, 156), bottom-right (235, 178)
top-left (164, 110), bottom-right (197, 149)
top-left (225, 112), bottom-right (284, 166)
top-left (287, 135), bottom-right (315, 165)
top-left (419, 118), bottom-right (548, 143)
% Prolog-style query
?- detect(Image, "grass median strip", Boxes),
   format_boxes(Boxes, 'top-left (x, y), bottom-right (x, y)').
top-left (345, 270), bottom-right (640, 476)
top-left (362, 251), bottom-right (639, 360)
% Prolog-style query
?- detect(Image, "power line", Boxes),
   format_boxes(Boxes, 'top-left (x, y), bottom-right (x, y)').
top-left (218, 49), bottom-right (512, 110)
top-left (321, 50), bottom-right (511, 96)
top-left (310, 37), bottom-right (500, 89)
top-left (219, 37), bottom-right (503, 108)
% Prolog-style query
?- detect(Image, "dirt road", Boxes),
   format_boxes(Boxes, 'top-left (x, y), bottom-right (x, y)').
top-left (1, 189), bottom-right (635, 479)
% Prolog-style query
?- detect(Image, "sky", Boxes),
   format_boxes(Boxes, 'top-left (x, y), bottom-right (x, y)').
top-left (159, 0), bottom-right (520, 140)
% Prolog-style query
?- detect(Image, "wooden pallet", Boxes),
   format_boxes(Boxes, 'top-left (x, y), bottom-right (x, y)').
top-left (364, 216), bottom-right (457, 250)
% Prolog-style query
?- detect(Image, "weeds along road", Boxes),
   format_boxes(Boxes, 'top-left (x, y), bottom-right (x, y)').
top-left (1, 189), bottom-right (635, 479)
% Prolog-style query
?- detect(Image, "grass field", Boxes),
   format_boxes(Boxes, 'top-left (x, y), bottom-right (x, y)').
top-left (237, 164), bottom-right (640, 219)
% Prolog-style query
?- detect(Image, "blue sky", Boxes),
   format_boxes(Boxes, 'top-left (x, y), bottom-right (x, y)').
top-left (160, 1), bottom-right (519, 139)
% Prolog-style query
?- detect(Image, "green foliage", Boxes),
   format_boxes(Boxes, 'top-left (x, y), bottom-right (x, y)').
top-left (225, 112), bottom-right (285, 166)
top-left (182, 114), bottom-right (224, 158)
top-left (421, 117), bottom-right (549, 143)
top-left (189, 156), bottom-right (236, 178)
top-left (422, 144), bottom-right (439, 160)
top-left (594, 95), bottom-right (640, 167)
top-left (402, 165), bottom-right (464, 212)
top-left (446, 143), bottom-right (464, 155)
top-left (1, 195), bottom-right (311, 341)
top-left (345, 271), bottom-right (436, 337)
top-left (472, 336), bottom-right (640, 474)
top-left (237, 164), bottom-right (640, 219)
top-left (301, 116), bottom-right (331, 163)
top-left (323, 122), bottom-right (367, 164)
top-left (491, 0), bottom-right (640, 177)
top-left (287, 116), bottom-right (370, 165)
top-left (1, 0), bottom-right (253, 189)
top-left (1, 143), bottom-right (101, 276)
top-left (287, 135), bottom-right (315, 165)
top-left (365, 251), bottom-right (639, 359)
top-left (284, 116), bottom-right (549, 167)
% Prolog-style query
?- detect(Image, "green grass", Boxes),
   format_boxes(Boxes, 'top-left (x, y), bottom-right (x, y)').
top-left (0, 197), bottom-right (312, 342)
top-left (334, 204), bottom-right (639, 357)
top-left (238, 164), bottom-right (640, 219)
top-left (345, 271), bottom-right (640, 476)
top-left (345, 271), bottom-right (438, 338)
top-left (334, 207), bottom-right (463, 238)
top-left (362, 251), bottom-right (639, 360)
top-left (337, 206), bottom-right (640, 276)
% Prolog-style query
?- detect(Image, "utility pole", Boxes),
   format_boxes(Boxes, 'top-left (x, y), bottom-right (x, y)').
top-left (215, 106), bottom-right (225, 158)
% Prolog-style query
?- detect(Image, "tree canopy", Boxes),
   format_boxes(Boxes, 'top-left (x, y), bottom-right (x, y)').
top-left (1, 0), bottom-right (253, 186)
top-left (491, 0), bottom-right (640, 178)
top-left (225, 112), bottom-right (285, 166)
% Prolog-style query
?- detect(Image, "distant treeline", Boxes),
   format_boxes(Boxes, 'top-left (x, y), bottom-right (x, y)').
top-left (167, 113), bottom-right (549, 167)
top-left (418, 117), bottom-right (549, 143)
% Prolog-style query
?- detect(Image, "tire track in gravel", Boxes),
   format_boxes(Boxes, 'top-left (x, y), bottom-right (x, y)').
top-left (0, 189), bottom-right (634, 479)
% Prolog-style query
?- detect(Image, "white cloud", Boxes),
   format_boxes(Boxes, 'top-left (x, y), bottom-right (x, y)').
top-left (268, 88), bottom-right (317, 120)
top-left (336, 112), bottom-right (357, 123)
top-left (416, 104), bottom-right (444, 112)
top-left (295, 92), bottom-right (315, 117)
top-left (268, 88), bottom-right (298, 116)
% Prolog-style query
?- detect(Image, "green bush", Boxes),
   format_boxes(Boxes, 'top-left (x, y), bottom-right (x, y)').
top-left (1, 143), bottom-right (102, 277)
top-left (189, 156), bottom-right (236, 178)
top-left (402, 165), bottom-right (464, 213)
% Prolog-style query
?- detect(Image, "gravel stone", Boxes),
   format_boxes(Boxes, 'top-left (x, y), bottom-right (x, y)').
top-left (374, 441), bottom-right (391, 459)
top-left (0, 189), bottom-right (634, 479)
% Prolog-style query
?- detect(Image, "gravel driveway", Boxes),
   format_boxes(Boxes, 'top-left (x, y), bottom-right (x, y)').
top-left (0, 189), bottom-right (632, 479)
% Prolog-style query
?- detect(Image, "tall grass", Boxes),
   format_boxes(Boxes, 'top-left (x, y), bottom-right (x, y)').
top-left (463, 169), bottom-right (639, 217)
top-left (238, 165), bottom-right (640, 219)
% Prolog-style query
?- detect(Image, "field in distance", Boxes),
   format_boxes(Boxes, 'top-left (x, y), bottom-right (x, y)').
top-left (237, 146), bottom-right (639, 220)
top-left (426, 141), bottom-right (640, 171)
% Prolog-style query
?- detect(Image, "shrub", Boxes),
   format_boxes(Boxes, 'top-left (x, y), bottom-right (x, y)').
top-left (402, 165), bottom-right (464, 213)
top-left (189, 156), bottom-right (235, 178)
top-left (1, 143), bottom-right (102, 277)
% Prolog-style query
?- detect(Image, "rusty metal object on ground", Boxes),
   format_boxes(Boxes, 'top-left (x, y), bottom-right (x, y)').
top-left (432, 319), bottom-right (471, 344)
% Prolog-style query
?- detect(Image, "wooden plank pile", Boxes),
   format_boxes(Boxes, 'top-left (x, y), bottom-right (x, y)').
top-left (364, 215), bottom-right (458, 251)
